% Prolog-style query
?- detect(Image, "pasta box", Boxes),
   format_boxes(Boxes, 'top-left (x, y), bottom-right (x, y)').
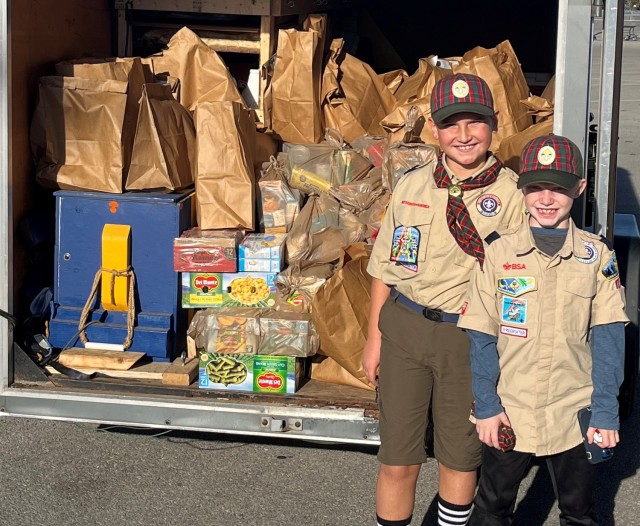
top-left (198, 353), bottom-right (303, 393)
top-left (181, 272), bottom-right (278, 308)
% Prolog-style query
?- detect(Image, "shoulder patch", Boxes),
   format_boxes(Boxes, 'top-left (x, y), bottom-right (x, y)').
top-left (599, 235), bottom-right (614, 251)
top-left (485, 231), bottom-right (501, 245)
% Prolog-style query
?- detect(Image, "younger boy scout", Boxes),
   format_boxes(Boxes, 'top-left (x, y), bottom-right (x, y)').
top-left (363, 73), bottom-right (525, 526)
top-left (459, 135), bottom-right (629, 525)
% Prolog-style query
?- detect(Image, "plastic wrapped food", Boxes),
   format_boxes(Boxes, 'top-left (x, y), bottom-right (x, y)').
top-left (258, 311), bottom-right (319, 357)
top-left (187, 308), bottom-right (262, 355)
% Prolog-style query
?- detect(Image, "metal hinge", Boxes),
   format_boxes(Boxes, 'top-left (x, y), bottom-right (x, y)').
top-left (260, 417), bottom-right (303, 432)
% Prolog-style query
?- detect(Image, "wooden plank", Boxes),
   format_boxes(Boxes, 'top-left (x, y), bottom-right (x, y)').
top-left (57, 348), bottom-right (145, 370)
top-left (46, 361), bottom-right (170, 380)
top-left (162, 357), bottom-right (199, 387)
top-left (201, 37), bottom-right (260, 54)
top-left (120, 0), bottom-right (272, 16)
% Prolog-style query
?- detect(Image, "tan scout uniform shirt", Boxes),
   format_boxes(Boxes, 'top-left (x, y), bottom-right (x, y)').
top-left (458, 220), bottom-right (629, 455)
top-left (368, 155), bottom-right (524, 313)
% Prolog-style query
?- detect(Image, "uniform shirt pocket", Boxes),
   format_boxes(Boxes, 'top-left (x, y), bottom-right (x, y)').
top-left (393, 208), bottom-right (434, 263)
top-left (562, 276), bottom-right (596, 336)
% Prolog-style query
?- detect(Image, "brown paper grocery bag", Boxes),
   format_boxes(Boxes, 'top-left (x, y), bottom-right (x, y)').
top-left (454, 41), bottom-right (532, 148)
top-left (270, 26), bottom-right (324, 143)
top-left (55, 57), bottom-right (150, 179)
top-left (322, 39), bottom-right (396, 144)
top-left (310, 243), bottom-right (376, 390)
top-left (126, 83), bottom-right (196, 191)
top-left (381, 56), bottom-right (453, 146)
top-left (151, 27), bottom-right (244, 111)
top-left (310, 356), bottom-right (375, 391)
top-left (194, 100), bottom-right (256, 229)
top-left (496, 96), bottom-right (554, 172)
top-left (32, 76), bottom-right (129, 193)
top-left (379, 69), bottom-right (409, 96)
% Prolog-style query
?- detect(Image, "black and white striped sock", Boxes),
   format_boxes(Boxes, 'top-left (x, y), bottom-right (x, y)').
top-left (437, 494), bottom-right (473, 525)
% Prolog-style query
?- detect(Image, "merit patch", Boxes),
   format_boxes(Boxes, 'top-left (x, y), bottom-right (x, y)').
top-left (390, 226), bottom-right (420, 264)
top-left (500, 325), bottom-right (528, 338)
top-left (476, 194), bottom-right (502, 217)
top-left (575, 241), bottom-right (598, 264)
top-left (501, 297), bottom-right (527, 325)
top-left (497, 276), bottom-right (537, 297)
top-left (601, 252), bottom-right (619, 280)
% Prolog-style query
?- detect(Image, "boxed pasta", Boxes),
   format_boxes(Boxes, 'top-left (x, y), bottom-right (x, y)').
top-left (173, 228), bottom-right (244, 273)
top-left (258, 311), bottom-right (319, 358)
top-left (187, 308), bottom-right (262, 355)
top-left (181, 272), bottom-right (278, 308)
top-left (198, 353), bottom-right (303, 393)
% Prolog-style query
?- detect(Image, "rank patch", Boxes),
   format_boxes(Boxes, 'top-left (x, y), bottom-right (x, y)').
top-left (500, 325), bottom-right (528, 338)
top-left (601, 253), bottom-right (619, 281)
top-left (497, 277), bottom-right (537, 297)
top-left (575, 241), bottom-right (598, 264)
top-left (501, 297), bottom-right (527, 325)
top-left (476, 194), bottom-right (502, 217)
top-left (390, 226), bottom-right (420, 264)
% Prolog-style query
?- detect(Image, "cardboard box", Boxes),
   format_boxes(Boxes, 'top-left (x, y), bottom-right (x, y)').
top-left (238, 257), bottom-right (282, 273)
top-left (198, 353), bottom-right (303, 393)
top-left (239, 233), bottom-right (286, 259)
top-left (174, 228), bottom-right (244, 273)
top-left (181, 272), bottom-right (278, 308)
top-left (238, 233), bottom-right (286, 273)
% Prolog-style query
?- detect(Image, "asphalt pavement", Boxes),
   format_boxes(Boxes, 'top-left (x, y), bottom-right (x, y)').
top-left (1, 24), bottom-right (640, 526)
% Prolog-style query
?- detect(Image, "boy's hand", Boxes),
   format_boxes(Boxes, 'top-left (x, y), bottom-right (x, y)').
top-left (362, 337), bottom-right (381, 387)
top-left (587, 427), bottom-right (619, 449)
top-left (476, 412), bottom-right (511, 450)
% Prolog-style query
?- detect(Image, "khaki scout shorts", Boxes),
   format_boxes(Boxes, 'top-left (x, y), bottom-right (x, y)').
top-left (377, 297), bottom-right (481, 471)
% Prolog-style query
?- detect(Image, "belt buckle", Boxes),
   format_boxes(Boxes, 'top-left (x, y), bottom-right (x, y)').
top-left (423, 308), bottom-right (442, 322)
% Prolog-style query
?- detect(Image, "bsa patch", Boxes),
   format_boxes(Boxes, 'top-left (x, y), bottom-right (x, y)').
top-left (501, 297), bottom-right (527, 325)
top-left (399, 262), bottom-right (418, 272)
top-left (476, 194), bottom-right (502, 217)
top-left (601, 252), bottom-right (619, 281)
top-left (575, 241), bottom-right (598, 264)
top-left (390, 226), bottom-right (420, 264)
top-left (497, 277), bottom-right (537, 297)
top-left (500, 325), bottom-right (528, 338)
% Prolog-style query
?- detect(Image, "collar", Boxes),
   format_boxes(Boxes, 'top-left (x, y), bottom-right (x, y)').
top-left (515, 219), bottom-right (585, 258)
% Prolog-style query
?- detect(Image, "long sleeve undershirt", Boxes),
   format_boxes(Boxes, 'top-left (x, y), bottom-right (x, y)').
top-left (467, 323), bottom-right (625, 429)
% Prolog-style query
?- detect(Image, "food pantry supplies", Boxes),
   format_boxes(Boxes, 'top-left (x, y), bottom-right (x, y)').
top-left (199, 353), bottom-right (303, 393)
top-left (258, 311), bottom-right (319, 358)
top-left (173, 228), bottom-right (244, 273)
top-left (187, 308), bottom-right (262, 354)
top-left (181, 272), bottom-right (278, 308)
top-left (238, 233), bottom-right (287, 272)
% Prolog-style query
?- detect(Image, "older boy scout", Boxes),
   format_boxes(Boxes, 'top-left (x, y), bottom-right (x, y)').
top-left (363, 73), bottom-right (525, 526)
top-left (459, 135), bottom-right (629, 525)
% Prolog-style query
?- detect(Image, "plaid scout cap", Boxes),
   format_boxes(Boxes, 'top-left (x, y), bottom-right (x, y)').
top-left (517, 134), bottom-right (584, 190)
top-left (430, 73), bottom-right (495, 125)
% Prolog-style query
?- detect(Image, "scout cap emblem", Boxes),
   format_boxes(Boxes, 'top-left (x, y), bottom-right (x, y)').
top-left (537, 145), bottom-right (556, 166)
top-left (452, 79), bottom-right (470, 98)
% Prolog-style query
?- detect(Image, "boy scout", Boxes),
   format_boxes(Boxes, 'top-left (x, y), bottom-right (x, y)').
top-left (363, 73), bottom-right (525, 526)
top-left (459, 135), bottom-right (629, 525)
